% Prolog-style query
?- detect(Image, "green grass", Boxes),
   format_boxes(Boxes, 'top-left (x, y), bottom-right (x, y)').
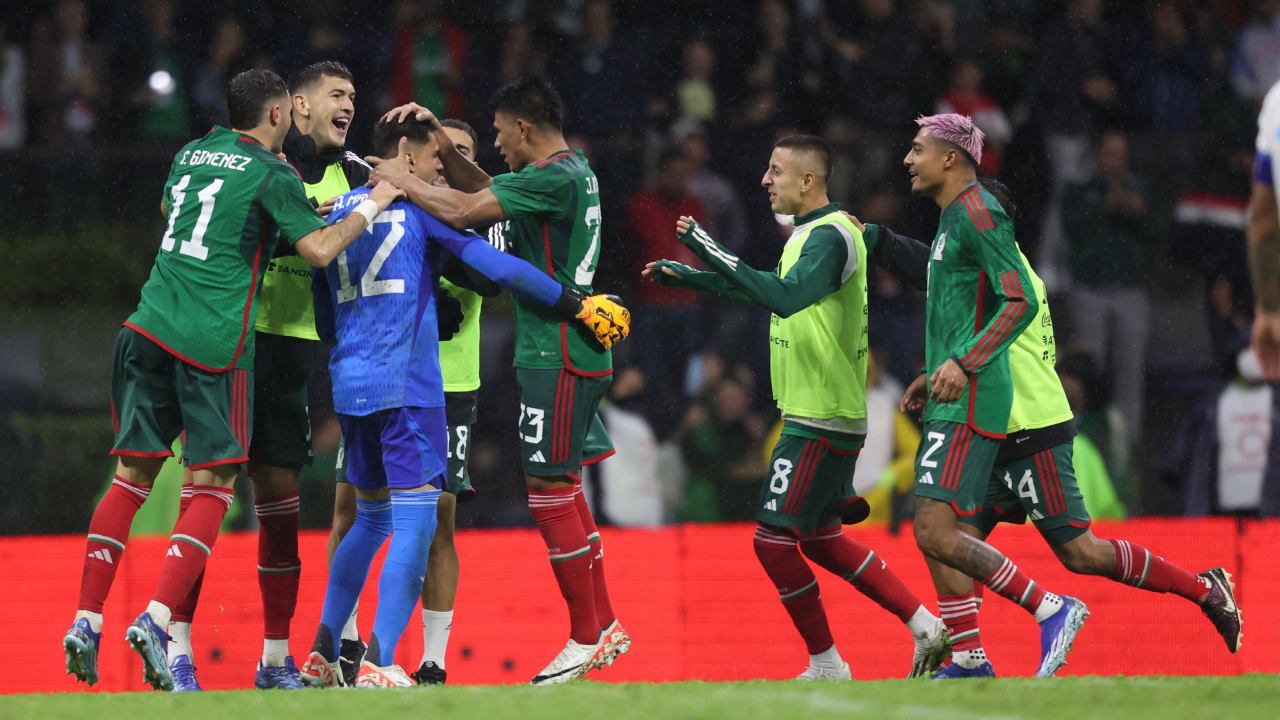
top-left (4, 677), bottom-right (1278, 720)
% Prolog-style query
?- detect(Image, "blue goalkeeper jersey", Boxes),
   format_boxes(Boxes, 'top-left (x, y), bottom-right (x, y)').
top-left (316, 187), bottom-right (567, 416)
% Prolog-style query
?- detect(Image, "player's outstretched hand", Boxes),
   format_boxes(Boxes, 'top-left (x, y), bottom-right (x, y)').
top-left (1251, 311), bottom-right (1280, 381)
top-left (643, 260), bottom-right (696, 287)
top-left (381, 102), bottom-right (441, 129)
top-left (365, 137), bottom-right (413, 186)
top-left (367, 180), bottom-right (405, 212)
top-left (900, 373), bottom-right (927, 414)
top-left (317, 195), bottom-right (339, 218)
top-left (676, 216), bottom-right (696, 236)
top-left (929, 358), bottom-right (967, 404)
top-left (841, 211), bottom-right (865, 232)
top-left (576, 294), bottom-right (632, 350)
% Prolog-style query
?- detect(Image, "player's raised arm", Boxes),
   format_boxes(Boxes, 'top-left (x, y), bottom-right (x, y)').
top-left (367, 137), bottom-right (504, 230)
top-left (292, 181), bottom-right (403, 267)
top-left (860, 222), bottom-right (931, 291)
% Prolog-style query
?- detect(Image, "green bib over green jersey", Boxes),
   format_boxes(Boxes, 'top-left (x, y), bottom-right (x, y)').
top-left (923, 184), bottom-right (1038, 438)
top-left (1007, 253), bottom-right (1074, 432)
top-left (439, 277), bottom-right (482, 392)
top-left (256, 162), bottom-right (351, 340)
top-left (490, 149), bottom-right (610, 376)
top-left (126, 126), bottom-right (326, 371)
top-left (771, 210), bottom-right (868, 423)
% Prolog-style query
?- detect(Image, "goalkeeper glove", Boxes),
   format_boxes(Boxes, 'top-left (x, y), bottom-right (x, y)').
top-left (553, 287), bottom-right (632, 349)
top-left (436, 287), bottom-right (463, 341)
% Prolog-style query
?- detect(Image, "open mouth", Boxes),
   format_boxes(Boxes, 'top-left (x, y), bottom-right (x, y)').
top-left (331, 116), bottom-right (351, 134)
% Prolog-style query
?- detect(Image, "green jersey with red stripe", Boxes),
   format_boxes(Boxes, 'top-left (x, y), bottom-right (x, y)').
top-left (125, 126), bottom-right (326, 372)
top-left (923, 182), bottom-right (1038, 438)
top-left (489, 149), bottom-right (610, 376)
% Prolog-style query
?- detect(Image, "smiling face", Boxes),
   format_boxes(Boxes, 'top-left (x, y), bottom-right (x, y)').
top-left (760, 147), bottom-right (810, 215)
top-left (294, 74), bottom-right (355, 150)
top-left (902, 127), bottom-right (954, 200)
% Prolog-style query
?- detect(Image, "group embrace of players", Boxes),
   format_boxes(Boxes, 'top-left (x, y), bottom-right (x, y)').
top-left (62, 56), bottom-right (1243, 692)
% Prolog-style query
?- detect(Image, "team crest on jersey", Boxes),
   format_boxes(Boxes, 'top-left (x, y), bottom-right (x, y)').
top-left (932, 232), bottom-right (947, 261)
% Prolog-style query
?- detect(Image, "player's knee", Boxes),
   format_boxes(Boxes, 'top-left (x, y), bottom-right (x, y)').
top-left (1053, 535), bottom-right (1108, 575)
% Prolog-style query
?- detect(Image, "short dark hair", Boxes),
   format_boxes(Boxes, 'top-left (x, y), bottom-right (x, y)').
top-left (371, 117), bottom-right (433, 157)
top-left (978, 176), bottom-right (1017, 222)
top-left (288, 60), bottom-right (353, 94)
top-left (489, 76), bottom-right (563, 129)
top-left (227, 69), bottom-right (289, 130)
top-left (774, 134), bottom-right (832, 184)
top-left (440, 118), bottom-right (478, 149)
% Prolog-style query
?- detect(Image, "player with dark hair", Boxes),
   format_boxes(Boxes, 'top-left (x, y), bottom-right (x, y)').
top-left (373, 77), bottom-right (632, 684)
top-left (300, 115), bottom-right (629, 688)
top-left (853, 123), bottom-right (1242, 678)
top-left (893, 113), bottom-right (1093, 678)
top-left (62, 68), bottom-right (402, 691)
top-left (642, 134), bottom-right (950, 679)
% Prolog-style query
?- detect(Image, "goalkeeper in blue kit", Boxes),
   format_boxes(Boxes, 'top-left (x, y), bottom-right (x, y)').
top-left (299, 117), bottom-right (630, 688)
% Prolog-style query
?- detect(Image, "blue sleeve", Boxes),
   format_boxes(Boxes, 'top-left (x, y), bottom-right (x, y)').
top-left (1254, 152), bottom-right (1274, 188)
top-left (418, 210), bottom-right (565, 308)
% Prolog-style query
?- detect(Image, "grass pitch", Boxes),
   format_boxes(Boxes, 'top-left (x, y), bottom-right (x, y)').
top-left (3, 676), bottom-right (1276, 720)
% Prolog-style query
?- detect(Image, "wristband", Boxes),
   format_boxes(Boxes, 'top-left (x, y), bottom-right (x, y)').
top-left (352, 199), bottom-right (380, 226)
top-left (553, 286), bottom-right (586, 319)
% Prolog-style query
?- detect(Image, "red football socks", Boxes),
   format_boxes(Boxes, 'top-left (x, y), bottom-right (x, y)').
top-left (256, 491), bottom-right (302, 640)
top-left (528, 485), bottom-right (599, 644)
top-left (1109, 539), bottom-right (1210, 603)
top-left (573, 487), bottom-right (616, 628)
top-left (983, 556), bottom-right (1047, 612)
top-left (171, 482), bottom-right (203, 623)
top-left (152, 486), bottom-right (235, 611)
top-left (754, 524), bottom-right (834, 655)
top-left (938, 592), bottom-right (983, 652)
top-left (800, 530), bottom-right (921, 623)
top-left (78, 475), bottom-right (152, 613)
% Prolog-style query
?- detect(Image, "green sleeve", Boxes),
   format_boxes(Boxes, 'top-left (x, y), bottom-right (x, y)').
top-left (949, 216), bottom-right (1039, 374)
top-left (490, 168), bottom-right (570, 220)
top-left (652, 260), bottom-right (757, 304)
top-left (261, 168), bottom-right (326, 245)
top-left (680, 222), bottom-right (845, 317)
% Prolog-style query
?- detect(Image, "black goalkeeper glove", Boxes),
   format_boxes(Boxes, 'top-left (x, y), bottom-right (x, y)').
top-left (436, 287), bottom-right (463, 341)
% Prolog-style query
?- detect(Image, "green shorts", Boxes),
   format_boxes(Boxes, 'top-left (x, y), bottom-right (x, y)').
top-left (515, 368), bottom-right (614, 479)
top-left (249, 332), bottom-right (314, 470)
top-left (913, 420), bottom-right (1002, 517)
top-left (443, 391), bottom-right (478, 502)
top-left (961, 442), bottom-right (1092, 546)
top-left (756, 423), bottom-right (864, 535)
top-left (110, 326), bottom-right (252, 470)
top-left (335, 391), bottom-right (479, 500)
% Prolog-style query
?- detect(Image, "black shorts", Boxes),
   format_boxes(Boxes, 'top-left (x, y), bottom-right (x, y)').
top-left (249, 332), bottom-right (314, 470)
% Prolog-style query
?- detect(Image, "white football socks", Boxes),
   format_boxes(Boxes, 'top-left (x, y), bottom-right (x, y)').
top-left (145, 600), bottom-right (173, 630)
top-left (810, 644), bottom-right (844, 669)
top-left (906, 605), bottom-right (938, 637)
top-left (341, 602), bottom-right (360, 642)
top-left (168, 621), bottom-right (193, 660)
top-left (421, 609), bottom-right (454, 669)
top-left (262, 638), bottom-right (289, 667)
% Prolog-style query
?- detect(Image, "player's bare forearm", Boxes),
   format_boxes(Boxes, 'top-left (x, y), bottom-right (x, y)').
top-left (401, 175), bottom-right (505, 229)
top-left (296, 213), bottom-right (369, 268)
top-left (1247, 181), bottom-right (1280, 313)
top-left (437, 138), bottom-right (493, 193)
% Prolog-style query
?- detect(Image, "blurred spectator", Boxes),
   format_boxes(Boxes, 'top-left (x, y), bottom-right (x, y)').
top-left (119, 0), bottom-right (191, 141)
top-left (675, 38), bottom-right (718, 124)
top-left (592, 367), bottom-right (664, 527)
top-left (1230, 0), bottom-right (1280, 104)
top-left (1032, 0), bottom-right (1120, 288)
top-left (627, 147), bottom-right (706, 392)
top-left (1058, 364), bottom-right (1127, 521)
top-left (936, 57), bottom-right (1012, 176)
top-left (27, 0), bottom-right (103, 146)
top-left (557, 0), bottom-right (642, 141)
top-left (677, 372), bottom-right (769, 521)
top-left (1125, 2), bottom-right (1209, 134)
top-left (191, 17), bottom-right (247, 130)
top-left (387, 0), bottom-right (468, 119)
top-left (676, 126), bottom-right (747, 251)
top-left (0, 21), bottom-right (24, 149)
top-left (1063, 130), bottom-right (1153, 455)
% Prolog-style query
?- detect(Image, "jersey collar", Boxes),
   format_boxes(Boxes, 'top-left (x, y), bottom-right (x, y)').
top-left (792, 202), bottom-right (840, 229)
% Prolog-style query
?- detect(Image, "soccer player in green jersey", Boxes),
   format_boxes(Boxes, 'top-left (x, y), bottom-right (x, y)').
top-left (371, 77), bottom-right (631, 684)
top-left (641, 135), bottom-right (951, 679)
top-left (897, 113), bottom-right (1087, 678)
top-left (62, 69), bottom-right (402, 691)
top-left (856, 174), bottom-right (1243, 676)
top-left (165, 60), bottom-right (376, 694)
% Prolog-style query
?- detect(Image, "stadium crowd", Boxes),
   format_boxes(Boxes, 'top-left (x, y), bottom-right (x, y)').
top-left (1, 0), bottom-right (1276, 531)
